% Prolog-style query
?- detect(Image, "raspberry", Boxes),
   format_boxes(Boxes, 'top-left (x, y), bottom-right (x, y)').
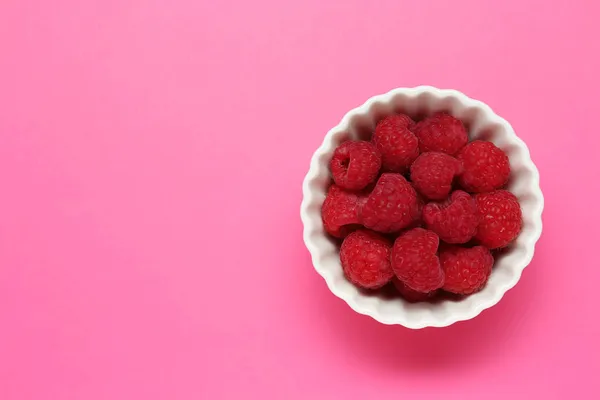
top-left (474, 190), bottom-right (522, 249)
top-left (321, 185), bottom-right (361, 238)
top-left (372, 115), bottom-right (419, 172)
top-left (361, 173), bottom-right (420, 233)
top-left (410, 152), bottom-right (463, 200)
top-left (413, 112), bottom-right (468, 155)
top-left (393, 278), bottom-right (437, 302)
top-left (330, 140), bottom-right (381, 190)
top-left (457, 140), bottom-right (510, 193)
top-left (340, 230), bottom-right (394, 289)
top-left (391, 228), bottom-right (444, 292)
top-left (440, 245), bottom-right (494, 295)
top-left (422, 190), bottom-right (479, 244)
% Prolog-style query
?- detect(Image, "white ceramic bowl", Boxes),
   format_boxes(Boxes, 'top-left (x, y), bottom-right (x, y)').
top-left (301, 86), bottom-right (544, 329)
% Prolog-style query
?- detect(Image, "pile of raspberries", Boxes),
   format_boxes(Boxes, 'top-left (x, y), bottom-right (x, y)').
top-left (322, 112), bottom-right (522, 301)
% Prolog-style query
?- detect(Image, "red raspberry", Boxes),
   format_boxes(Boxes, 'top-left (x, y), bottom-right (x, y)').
top-left (391, 228), bottom-right (444, 292)
top-left (474, 190), bottom-right (522, 249)
top-left (457, 140), bottom-right (510, 193)
top-left (372, 115), bottom-right (419, 172)
top-left (413, 112), bottom-right (468, 155)
top-left (361, 173), bottom-right (420, 233)
top-left (340, 230), bottom-right (394, 289)
top-left (440, 245), bottom-right (494, 295)
top-left (321, 185), bottom-right (361, 238)
top-left (423, 190), bottom-right (479, 244)
top-left (410, 152), bottom-right (463, 200)
top-left (393, 278), bottom-right (437, 302)
top-left (330, 140), bottom-right (381, 190)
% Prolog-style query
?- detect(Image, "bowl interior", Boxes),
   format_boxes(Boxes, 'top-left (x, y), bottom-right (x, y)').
top-left (304, 88), bottom-right (543, 327)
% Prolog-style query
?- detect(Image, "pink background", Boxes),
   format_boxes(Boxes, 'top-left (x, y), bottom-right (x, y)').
top-left (0, 0), bottom-right (599, 399)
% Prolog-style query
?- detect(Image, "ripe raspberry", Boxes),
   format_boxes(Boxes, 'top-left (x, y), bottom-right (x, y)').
top-left (391, 228), bottom-right (444, 292)
top-left (340, 230), bottom-right (394, 289)
top-left (372, 115), bottom-right (419, 172)
top-left (413, 112), bottom-right (468, 155)
top-left (423, 190), bottom-right (479, 244)
top-left (361, 173), bottom-right (420, 233)
top-left (393, 278), bottom-right (437, 302)
top-left (330, 140), bottom-right (381, 190)
top-left (321, 185), bottom-right (361, 238)
top-left (474, 190), bottom-right (522, 249)
top-left (410, 152), bottom-right (463, 200)
top-left (440, 245), bottom-right (494, 295)
top-left (457, 140), bottom-right (510, 193)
